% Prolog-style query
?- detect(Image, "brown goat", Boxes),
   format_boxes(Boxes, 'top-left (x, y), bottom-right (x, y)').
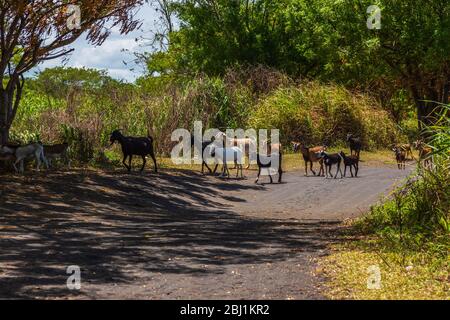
top-left (44, 143), bottom-right (70, 167)
top-left (394, 143), bottom-right (414, 160)
top-left (296, 143), bottom-right (326, 176)
top-left (414, 140), bottom-right (432, 168)
top-left (392, 147), bottom-right (407, 170)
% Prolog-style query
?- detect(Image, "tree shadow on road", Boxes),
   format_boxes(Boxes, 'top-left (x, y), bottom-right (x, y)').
top-left (0, 169), bottom-right (343, 299)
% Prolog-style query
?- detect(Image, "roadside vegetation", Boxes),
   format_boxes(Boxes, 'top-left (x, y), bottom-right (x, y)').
top-left (320, 105), bottom-right (450, 300)
top-left (9, 66), bottom-right (406, 166)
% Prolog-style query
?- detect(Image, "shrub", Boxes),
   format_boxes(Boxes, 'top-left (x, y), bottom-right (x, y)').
top-left (248, 82), bottom-right (401, 148)
top-left (357, 104), bottom-right (449, 256)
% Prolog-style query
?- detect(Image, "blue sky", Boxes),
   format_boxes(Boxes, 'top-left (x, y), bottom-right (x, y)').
top-left (32, 3), bottom-right (158, 82)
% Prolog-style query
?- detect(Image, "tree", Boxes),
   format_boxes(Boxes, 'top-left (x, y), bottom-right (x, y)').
top-left (148, 0), bottom-right (295, 76)
top-left (150, 0), bottom-right (450, 128)
top-left (304, 0), bottom-right (450, 129)
top-left (0, 0), bottom-right (144, 144)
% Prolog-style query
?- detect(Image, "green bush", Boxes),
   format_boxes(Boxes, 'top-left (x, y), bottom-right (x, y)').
top-left (9, 129), bottom-right (41, 144)
top-left (248, 82), bottom-right (401, 148)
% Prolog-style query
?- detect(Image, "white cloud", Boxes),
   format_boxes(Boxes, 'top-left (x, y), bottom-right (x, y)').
top-left (31, 4), bottom-right (158, 82)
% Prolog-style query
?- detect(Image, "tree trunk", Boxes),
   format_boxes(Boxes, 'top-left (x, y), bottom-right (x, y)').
top-left (0, 90), bottom-right (12, 145)
top-left (0, 126), bottom-right (9, 145)
top-left (0, 76), bottom-right (24, 145)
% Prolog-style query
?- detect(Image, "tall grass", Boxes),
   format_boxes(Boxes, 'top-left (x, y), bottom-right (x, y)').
top-left (248, 82), bottom-right (401, 148)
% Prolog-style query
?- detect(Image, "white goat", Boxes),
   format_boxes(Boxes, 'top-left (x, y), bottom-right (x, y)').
top-left (1, 143), bottom-right (49, 173)
top-left (215, 132), bottom-right (257, 169)
top-left (209, 140), bottom-right (245, 178)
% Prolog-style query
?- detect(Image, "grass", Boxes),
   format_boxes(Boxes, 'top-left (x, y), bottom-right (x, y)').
top-left (248, 82), bottom-right (402, 149)
top-left (102, 148), bottom-right (403, 173)
top-left (318, 236), bottom-right (449, 300)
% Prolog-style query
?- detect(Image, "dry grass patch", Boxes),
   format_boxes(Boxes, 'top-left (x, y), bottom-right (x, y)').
top-left (319, 238), bottom-right (449, 300)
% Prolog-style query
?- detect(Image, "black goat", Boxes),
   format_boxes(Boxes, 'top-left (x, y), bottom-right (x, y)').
top-left (191, 135), bottom-right (214, 174)
top-left (346, 134), bottom-right (362, 158)
top-left (317, 151), bottom-right (343, 179)
top-left (339, 151), bottom-right (359, 177)
top-left (110, 130), bottom-right (157, 173)
top-left (255, 151), bottom-right (283, 184)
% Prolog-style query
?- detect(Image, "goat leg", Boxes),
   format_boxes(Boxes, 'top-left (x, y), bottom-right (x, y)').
top-left (320, 160), bottom-right (325, 176)
top-left (140, 155), bottom-right (146, 172)
top-left (310, 162), bottom-right (316, 176)
top-left (203, 161), bottom-right (212, 174)
top-left (42, 153), bottom-right (49, 169)
top-left (128, 155), bottom-right (133, 172)
top-left (122, 155), bottom-right (130, 172)
top-left (12, 161), bottom-right (19, 173)
top-left (34, 152), bottom-right (41, 171)
top-left (18, 159), bottom-right (24, 174)
top-left (255, 167), bottom-right (261, 184)
top-left (149, 152), bottom-right (158, 173)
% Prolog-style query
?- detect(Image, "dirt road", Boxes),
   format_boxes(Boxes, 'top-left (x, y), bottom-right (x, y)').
top-left (0, 165), bottom-right (411, 299)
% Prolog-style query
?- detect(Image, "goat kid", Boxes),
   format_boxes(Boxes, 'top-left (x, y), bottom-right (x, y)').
top-left (392, 147), bottom-right (407, 170)
top-left (339, 151), bottom-right (359, 177)
top-left (110, 130), bottom-right (157, 173)
top-left (1, 143), bottom-right (49, 173)
top-left (317, 151), bottom-right (344, 179)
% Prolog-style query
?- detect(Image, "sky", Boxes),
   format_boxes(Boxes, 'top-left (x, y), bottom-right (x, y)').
top-left (31, 3), bottom-right (159, 83)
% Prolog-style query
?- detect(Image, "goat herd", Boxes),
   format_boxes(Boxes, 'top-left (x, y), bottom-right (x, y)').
top-left (0, 130), bottom-right (431, 184)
